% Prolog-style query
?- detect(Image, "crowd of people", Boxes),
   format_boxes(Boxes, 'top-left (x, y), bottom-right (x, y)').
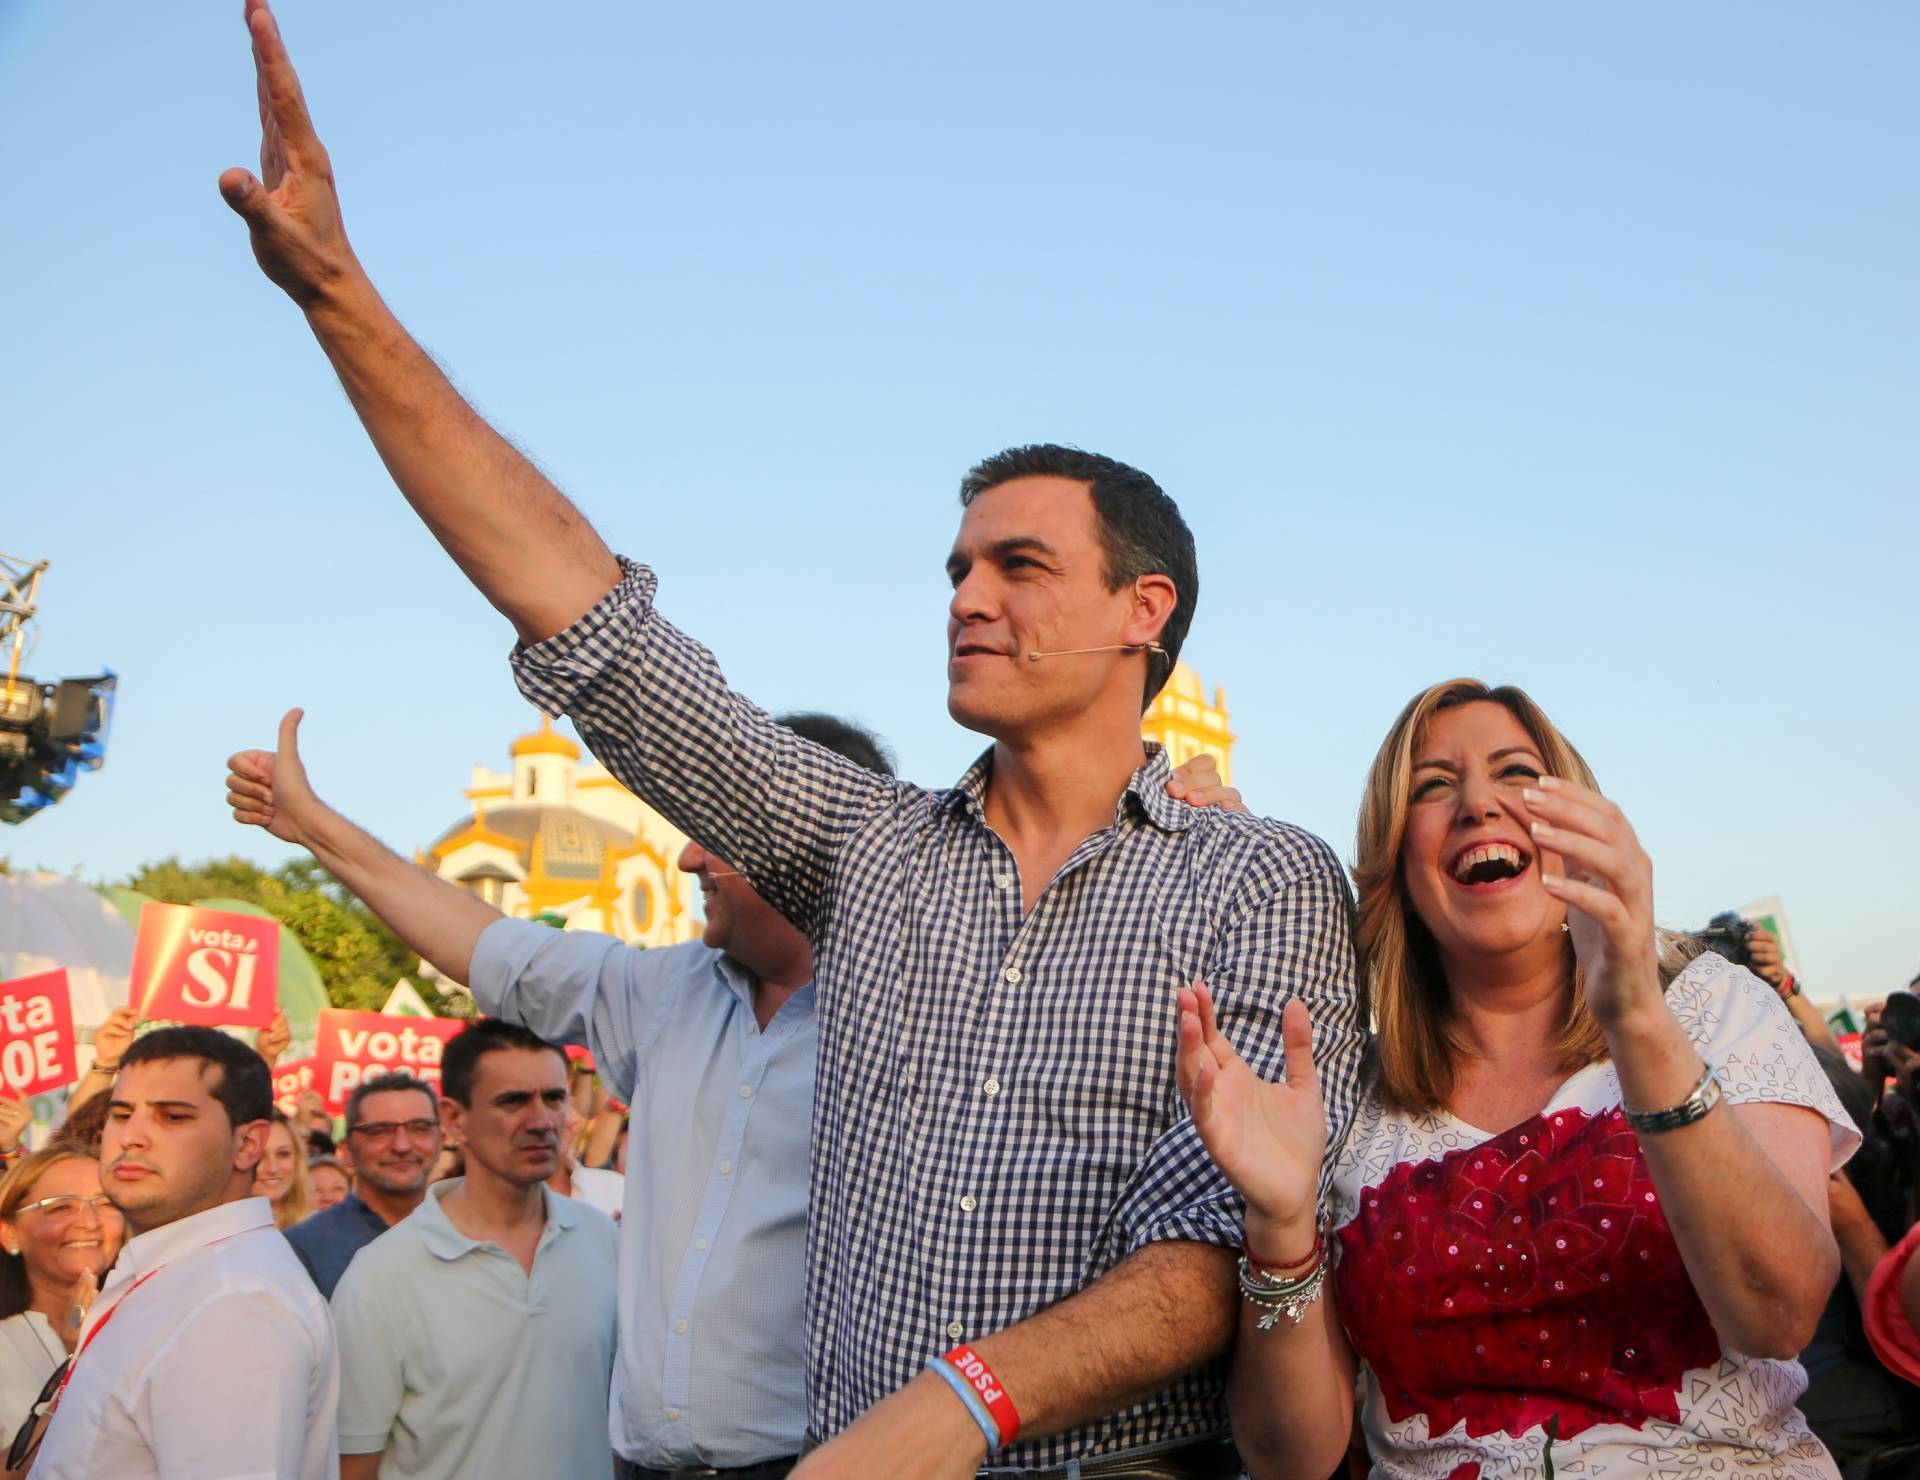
top-left (1, 1), bottom-right (1917, 1476)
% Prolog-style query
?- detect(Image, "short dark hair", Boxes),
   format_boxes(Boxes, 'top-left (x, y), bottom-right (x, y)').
top-left (344, 1071), bottom-right (439, 1131)
top-left (774, 712), bottom-right (896, 777)
top-left (119, 1024), bottom-right (272, 1128)
top-left (958, 443), bottom-right (1198, 707)
top-left (440, 1020), bottom-right (567, 1106)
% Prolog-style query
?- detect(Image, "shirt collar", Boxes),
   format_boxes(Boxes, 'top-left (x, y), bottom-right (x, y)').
top-left (938, 743), bottom-right (1192, 832)
top-left (108, 1195), bottom-right (274, 1291)
top-left (416, 1178), bottom-right (578, 1262)
top-left (713, 947), bottom-right (815, 1025)
top-left (341, 1193), bottom-right (394, 1229)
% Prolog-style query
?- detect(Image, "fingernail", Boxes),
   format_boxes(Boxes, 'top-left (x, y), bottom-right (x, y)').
top-left (1522, 788), bottom-right (1546, 807)
top-left (1530, 820), bottom-right (1553, 838)
top-left (1537, 776), bottom-right (1558, 791)
top-left (1542, 872), bottom-right (1565, 887)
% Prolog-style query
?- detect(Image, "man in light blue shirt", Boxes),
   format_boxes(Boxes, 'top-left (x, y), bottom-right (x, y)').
top-left (331, 1019), bottom-right (618, 1479)
top-left (228, 708), bottom-right (895, 1477)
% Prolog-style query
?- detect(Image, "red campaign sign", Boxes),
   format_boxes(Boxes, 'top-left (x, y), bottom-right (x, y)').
top-left (312, 1009), bottom-right (466, 1112)
top-left (130, 902), bottom-right (280, 1030)
top-left (272, 1056), bottom-right (318, 1116)
top-left (0, 969), bottom-right (79, 1099)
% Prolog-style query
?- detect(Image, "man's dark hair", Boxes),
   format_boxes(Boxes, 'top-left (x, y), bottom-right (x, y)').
top-left (119, 1024), bottom-right (272, 1128)
top-left (774, 712), bottom-right (896, 777)
top-left (958, 443), bottom-right (1198, 707)
top-left (344, 1070), bottom-right (439, 1131)
top-left (440, 1019), bottom-right (567, 1106)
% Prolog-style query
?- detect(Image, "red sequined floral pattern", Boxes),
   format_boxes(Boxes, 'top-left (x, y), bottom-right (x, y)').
top-left (1336, 1104), bottom-right (1720, 1441)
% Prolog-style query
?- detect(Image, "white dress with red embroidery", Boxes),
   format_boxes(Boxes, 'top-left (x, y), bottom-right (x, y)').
top-left (1327, 954), bottom-right (1858, 1480)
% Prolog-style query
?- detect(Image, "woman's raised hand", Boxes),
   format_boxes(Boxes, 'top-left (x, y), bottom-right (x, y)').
top-left (1523, 777), bottom-right (1662, 1027)
top-left (1176, 983), bottom-right (1325, 1251)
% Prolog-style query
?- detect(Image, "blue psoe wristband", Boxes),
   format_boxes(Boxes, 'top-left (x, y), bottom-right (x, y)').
top-left (928, 1356), bottom-right (1002, 1450)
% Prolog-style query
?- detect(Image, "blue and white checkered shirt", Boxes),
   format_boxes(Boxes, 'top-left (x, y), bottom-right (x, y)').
top-left (511, 559), bottom-right (1366, 1469)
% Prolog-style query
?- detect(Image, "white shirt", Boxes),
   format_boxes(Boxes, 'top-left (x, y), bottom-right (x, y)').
top-left (0, 1311), bottom-right (63, 1447)
top-left (564, 1164), bottom-right (625, 1221)
top-left (31, 1195), bottom-right (339, 1480)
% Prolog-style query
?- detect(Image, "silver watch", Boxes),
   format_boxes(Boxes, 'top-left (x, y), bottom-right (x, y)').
top-left (1623, 1064), bottom-right (1724, 1135)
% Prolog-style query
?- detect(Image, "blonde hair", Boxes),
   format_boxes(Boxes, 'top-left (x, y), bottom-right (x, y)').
top-left (1355, 679), bottom-right (1692, 1115)
top-left (260, 1111), bottom-right (313, 1230)
top-left (0, 1143), bottom-right (96, 1319)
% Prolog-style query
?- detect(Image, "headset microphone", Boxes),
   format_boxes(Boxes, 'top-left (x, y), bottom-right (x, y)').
top-left (1026, 642), bottom-right (1167, 662)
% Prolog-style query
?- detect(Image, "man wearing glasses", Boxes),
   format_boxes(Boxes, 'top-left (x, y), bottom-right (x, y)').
top-left (285, 1072), bottom-right (442, 1299)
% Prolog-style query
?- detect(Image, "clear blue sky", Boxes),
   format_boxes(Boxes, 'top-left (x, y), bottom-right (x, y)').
top-left (3, 3), bottom-right (1914, 1001)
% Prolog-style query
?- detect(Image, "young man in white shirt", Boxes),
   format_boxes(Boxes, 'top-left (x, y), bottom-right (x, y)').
top-left (27, 1025), bottom-right (339, 1479)
top-left (331, 1018), bottom-right (619, 1479)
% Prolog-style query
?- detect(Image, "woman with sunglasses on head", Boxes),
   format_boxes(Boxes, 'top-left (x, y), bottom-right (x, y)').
top-left (1178, 679), bottom-right (1859, 1479)
top-left (0, 1143), bottom-right (126, 1442)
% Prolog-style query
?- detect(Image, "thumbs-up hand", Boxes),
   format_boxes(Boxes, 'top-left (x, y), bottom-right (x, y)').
top-left (227, 708), bottom-right (327, 848)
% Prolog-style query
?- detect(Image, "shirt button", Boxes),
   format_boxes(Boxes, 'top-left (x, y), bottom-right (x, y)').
top-left (1003, 967), bottom-right (1021, 985)
top-left (946, 1320), bottom-right (965, 1340)
top-left (982, 1078), bottom-right (1001, 1097)
top-left (694, 1239), bottom-right (709, 1252)
top-left (665, 1408), bottom-right (680, 1423)
top-left (675, 1320), bottom-right (689, 1334)
top-left (993, 873), bottom-right (1013, 890)
top-left (719, 1161), bottom-right (733, 1175)
top-left (959, 1194), bottom-right (977, 1213)
top-left (739, 1085), bottom-right (753, 1099)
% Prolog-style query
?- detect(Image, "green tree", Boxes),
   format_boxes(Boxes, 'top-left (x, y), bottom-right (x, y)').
top-left (122, 855), bottom-right (459, 1014)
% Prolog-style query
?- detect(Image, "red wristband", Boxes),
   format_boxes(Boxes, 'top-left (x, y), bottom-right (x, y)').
top-left (1243, 1227), bottom-right (1322, 1274)
top-left (942, 1345), bottom-right (1020, 1447)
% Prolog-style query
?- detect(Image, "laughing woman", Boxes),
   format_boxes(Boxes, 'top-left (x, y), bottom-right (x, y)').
top-left (0, 1145), bottom-right (126, 1442)
top-left (1177, 679), bottom-right (1858, 1480)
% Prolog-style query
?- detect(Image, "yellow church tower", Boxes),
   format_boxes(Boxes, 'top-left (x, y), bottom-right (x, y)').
top-left (1141, 661), bottom-right (1235, 783)
top-left (418, 715), bottom-right (701, 954)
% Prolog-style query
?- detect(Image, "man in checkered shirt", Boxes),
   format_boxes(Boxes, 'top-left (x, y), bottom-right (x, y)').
top-left (220, 9), bottom-right (1366, 1476)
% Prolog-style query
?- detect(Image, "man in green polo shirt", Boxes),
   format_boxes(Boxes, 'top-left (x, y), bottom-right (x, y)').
top-left (332, 1019), bottom-right (619, 1479)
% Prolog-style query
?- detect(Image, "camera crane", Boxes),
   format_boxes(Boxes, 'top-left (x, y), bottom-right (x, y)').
top-left (0, 552), bottom-right (117, 825)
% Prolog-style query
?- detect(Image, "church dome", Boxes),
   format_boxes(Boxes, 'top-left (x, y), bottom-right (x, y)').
top-left (427, 803), bottom-right (632, 882)
top-left (509, 715), bottom-right (582, 761)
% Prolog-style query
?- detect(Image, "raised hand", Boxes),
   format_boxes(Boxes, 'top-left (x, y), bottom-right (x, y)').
top-left (93, 1004), bottom-right (140, 1066)
top-left (217, 0), bottom-right (358, 306)
top-left (227, 707), bottom-right (326, 848)
top-left (257, 1008), bottom-right (292, 1068)
top-left (1176, 983), bottom-right (1324, 1254)
top-left (1164, 752), bottom-right (1248, 813)
top-left (0, 1089), bottom-right (29, 1155)
top-left (1523, 777), bottom-right (1661, 1027)
top-left (58, 1269), bottom-right (99, 1355)
top-left (1744, 926), bottom-right (1783, 987)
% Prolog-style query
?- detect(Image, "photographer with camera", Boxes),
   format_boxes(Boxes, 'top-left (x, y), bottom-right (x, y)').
top-left (1861, 980), bottom-right (1920, 1221)
top-left (1695, 913), bottom-right (1844, 1058)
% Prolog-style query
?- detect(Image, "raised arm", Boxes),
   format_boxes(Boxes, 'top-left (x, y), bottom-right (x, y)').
top-left (218, 0), bottom-right (619, 645)
top-left (1175, 985), bottom-right (1357, 1480)
top-left (1529, 778), bottom-right (1842, 1356)
top-left (227, 709), bottom-right (500, 984)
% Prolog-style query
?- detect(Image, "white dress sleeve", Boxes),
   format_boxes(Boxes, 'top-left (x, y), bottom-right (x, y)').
top-left (1663, 952), bottom-right (1861, 1169)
